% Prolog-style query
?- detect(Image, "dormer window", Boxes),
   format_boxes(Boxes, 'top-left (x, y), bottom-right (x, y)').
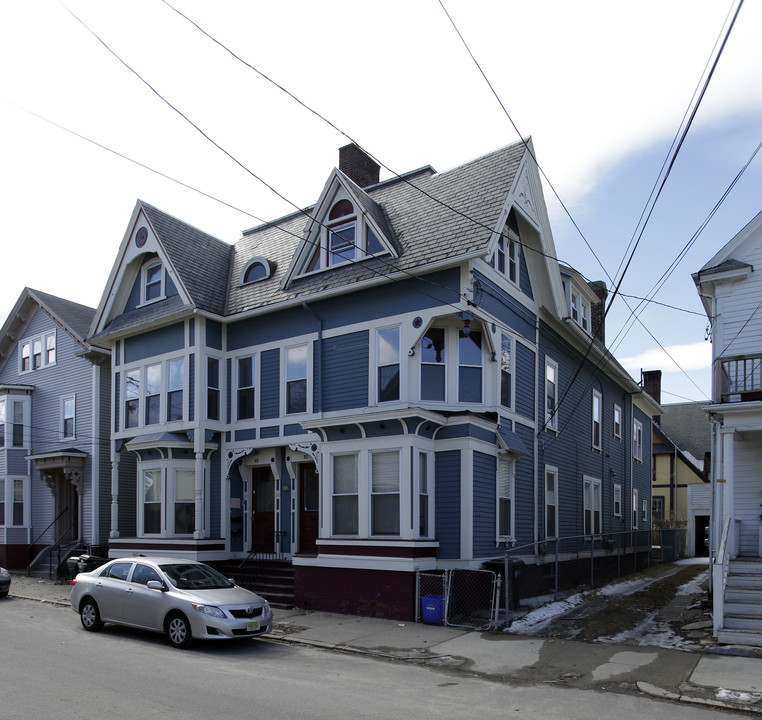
top-left (299, 197), bottom-right (388, 276)
top-left (143, 262), bottom-right (164, 304)
top-left (240, 257), bottom-right (273, 286)
top-left (570, 289), bottom-right (590, 333)
top-left (494, 211), bottom-right (520, 285)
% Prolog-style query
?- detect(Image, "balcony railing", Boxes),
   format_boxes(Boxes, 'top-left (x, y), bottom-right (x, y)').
top-left (721, 355), bottom-right (762, 402)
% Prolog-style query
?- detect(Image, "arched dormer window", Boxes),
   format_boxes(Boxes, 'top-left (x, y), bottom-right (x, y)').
top-left (240, 257), bottom-right (273, 286)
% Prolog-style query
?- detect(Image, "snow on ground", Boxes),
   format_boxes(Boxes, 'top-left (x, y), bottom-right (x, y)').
top-left (596, 611), bottom-right (690, 650)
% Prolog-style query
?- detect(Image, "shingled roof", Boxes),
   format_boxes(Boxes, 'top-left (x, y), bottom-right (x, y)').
top-left (226, 141), bottom-right (526, 316)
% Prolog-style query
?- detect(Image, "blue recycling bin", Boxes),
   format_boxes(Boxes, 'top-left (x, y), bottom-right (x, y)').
top-left (421, 594), bottom-right (445, 624)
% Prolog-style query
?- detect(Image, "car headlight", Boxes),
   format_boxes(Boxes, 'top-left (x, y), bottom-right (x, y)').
top-left (191, 603), bottom-right (226, 619)
top-left (263, 601), bottom-right (271, 615)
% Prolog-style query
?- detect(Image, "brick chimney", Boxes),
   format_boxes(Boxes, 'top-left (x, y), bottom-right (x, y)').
top-left (642, 369), bottom-right (662, 423)
top-left (339, 144), bottom-right (380, 188)
top-left (589, 280), bottom-right (607, 345)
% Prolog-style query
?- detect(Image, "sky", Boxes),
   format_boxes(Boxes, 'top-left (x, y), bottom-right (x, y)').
top-left (1, 0), bottom-right (760, 405)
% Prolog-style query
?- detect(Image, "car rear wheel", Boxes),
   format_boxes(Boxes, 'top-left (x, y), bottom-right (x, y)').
top-left (166, 612), bottom-right (193, 649)
top-left (80, 598), bottom-right (103, 631)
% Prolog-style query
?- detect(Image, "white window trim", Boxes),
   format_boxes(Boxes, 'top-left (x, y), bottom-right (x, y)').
top-left (19, 330), bottom-right (56, 373)
top-left (375, 325), bottom-right (401, 405)
top-left (61, 394), bottom-right (76, 441)
top-left (236, 353), bottom-right (257, 421)
top-left (592, 390), bottom-right (602, 451)
top-left (613, 404), bottom-right (622, 439)
top-left (416, 450), bottom-right (434, 539)
top-left (500, 333), bottom-right (513, 410)
top-left (545, 358), bottom-right (559, 431)
top-left (613, 483), bottom-right (622, 518)
top-left (633, 419), bottom-right (643, 462)
top-left (330, 452), bottom-right (360, 537)
top-left (457, 329), bottom-right (484, 404)
top-left (2, 396), bottom-right (31, 449)
top-left (545, 465), bottom-right (558, 540)
top-left (369, 449), bottom-right (402, 537)
top-left (419, 326), bottom-right (447, 403)
top-left (497, 455), bottom-right (516, 541)
top-left (583, 475), bottom-right (602, 537)
top-left (0, 475), bottom-right (31, 527)
top-left (137, 460), bottom-right (202, 537)
top-left (122, 356), bottom-right (186, 432)
top-left (632, 488), bottom-right (639, 529)
top-left (141, 261), bottom-right (165, 305)
top-left (284, 343), bottom-right (310, 416)
top-left (206, 355), bottom-right (222, 422)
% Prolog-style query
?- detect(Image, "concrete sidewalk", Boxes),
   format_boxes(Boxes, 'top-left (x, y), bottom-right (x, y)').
top-left (7, 572), bottom-right (762, 714)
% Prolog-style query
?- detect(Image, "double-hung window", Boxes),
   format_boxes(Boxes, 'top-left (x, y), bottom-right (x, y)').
top-left (166, 358), bottom-right (184, 422)
top-left (0, 399), bottom-right (5, 448)
top-left (207, 358), bottom-right (220, 421)
top-left (0, 478), bottom-right (24, 526)
top-left (500, 334), bottom-right (512, 408)
top-left (614, 484), bottom-right (622, 517)
top-left (12, 400), bottom-right (24, 447)
top-left (61, 395), bottom-right (75, 440)
top-left (237, 355), bottom-right (256, 420)
top-left (613, 404), bottom-right (622, 439)
top-left (377, 327), bottom-right (400, 403)
top-left (370, 450), bottom-right (400, 536)
top-left (632, 488), bottom-right (639, 529)
top-left (418, 451), bottom-right (430, 537)
top-left (583, 476), bottom-right (601, 536)
top-left (19, 331), bottom-right (55, 373)
top-left (145, 363), bottom-right (161, 426)
top-left (332, 454), bottom-right (358, 535)
top-left (458, 330), bottom-right (482, 403)
top-left (143, 469), bottom-right (162, 534)
top-left (633, 419), bottom-right (643, 461)
top-left (125, 369), bottom-right (140, 429)
top-left (545, 467), bottom-right (558, 538)
top-left (143, 262), bottom-right (163, 303)
top-left (545, 359), bottom-right (558, 430)
top-left (286, 345), bottom-right (308, 414)
top-left (420, 327), bottom-right (445, 401)
top-left (174, 469), bottom-right (195, 535)
top-left (498, 457), bottom-right (515, 539)
top-left (592, 390), bottom-right (602, 451)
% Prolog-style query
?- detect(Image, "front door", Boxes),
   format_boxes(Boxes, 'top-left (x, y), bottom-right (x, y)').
top-left (299, 465), bottom-right (319, 553)
top-left (55, 472), bottom-right (79, 544)
top-left (251, 467), bottom-right (275, 551)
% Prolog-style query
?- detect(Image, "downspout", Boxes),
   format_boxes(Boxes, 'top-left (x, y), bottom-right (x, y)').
top-left (302, 301), bottom-right (323, 414)
top-left (534, 315), bottom-right (540, 561)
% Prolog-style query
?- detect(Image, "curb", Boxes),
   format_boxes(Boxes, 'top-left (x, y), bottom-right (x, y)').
top-left (638, 682), bottom-right (762, 714)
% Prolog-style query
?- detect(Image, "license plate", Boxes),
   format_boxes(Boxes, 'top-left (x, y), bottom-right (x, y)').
top-left (246, 620), bottom-right (260, 632)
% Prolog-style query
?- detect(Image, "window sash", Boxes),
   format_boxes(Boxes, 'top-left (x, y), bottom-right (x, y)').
top-left (377, 328), bottom-right (400, 403)
top-left (12, 478), bottom-right (24, 526)
top-left (584, 479), bottom-right (601, 536)
top-left (500, 334), bottom-right (512, 408)
top-left (237, 356), bottom-right (256, 420)
top-left (332, 454), bottom-right (358, 535)
top-left (12, 401), bottom-right (24, 447)
top-left (545, 361), bottom-right (558, 429)
top-left (166, 358), bottom-right (184, 422)
top-left (371, 451), bottom-right (400, 535)
top-left (592, 391), bottom-right (602, 450)
top-left (498, 459), bottom-right (514, 537)
top-left (458, 330), bottom-right (482, 403)
top-left (207, 358), bottom-right (220, 421)
top-left (174, 470), bottom-right (195, 535)
top-left (286, 346), bottom-right (308, 414)
top-left (420, 328), bottom-right (445, 401)
top-left (143, 469), bottom-right (162, 535)
top-left (329, 222), bottom-right (356, 265)
top-left (144, 264), bottom-right (162, 302)
top-left (62, 396), bottom-right (75, 439)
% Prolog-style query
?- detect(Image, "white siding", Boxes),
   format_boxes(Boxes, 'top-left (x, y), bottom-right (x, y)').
top-left (733, 440), bottom-right (762, 555)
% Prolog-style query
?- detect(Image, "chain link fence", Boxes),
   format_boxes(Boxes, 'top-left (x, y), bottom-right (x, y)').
top-left (416, 569), bottom-right (500, 630)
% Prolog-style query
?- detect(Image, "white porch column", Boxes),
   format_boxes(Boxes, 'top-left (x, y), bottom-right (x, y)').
top-left (110, 453), bottom-right (120, 539)
top-left (721, 427), bottom-right (736, 555)
top-left (194, 451), bottom-right (205, 539)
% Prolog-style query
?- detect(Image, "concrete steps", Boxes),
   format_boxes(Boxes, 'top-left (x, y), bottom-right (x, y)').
top-left (216, 560), bottom-right (295, 609)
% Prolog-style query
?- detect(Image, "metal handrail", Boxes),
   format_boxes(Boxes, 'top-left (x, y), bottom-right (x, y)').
top-left (27, 506), bottom-right (69, 573)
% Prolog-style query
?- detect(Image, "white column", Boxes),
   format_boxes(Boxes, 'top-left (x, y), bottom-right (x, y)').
top-left (194, 451), bottom-right (205, 539)
top-left (110, 454), bottom-right (120, 539)
top-left (721, 428), bottom-right (736, 555)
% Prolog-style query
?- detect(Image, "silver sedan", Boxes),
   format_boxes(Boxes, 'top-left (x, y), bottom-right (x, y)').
top-left (70, 557), bottom-right (272, 648)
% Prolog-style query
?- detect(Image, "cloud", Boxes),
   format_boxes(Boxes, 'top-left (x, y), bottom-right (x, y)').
top-left (619, 341), bottom-right (712, 373)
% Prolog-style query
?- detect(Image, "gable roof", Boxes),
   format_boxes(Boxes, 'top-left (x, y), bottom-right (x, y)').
top-left (91, 201), bottom-right (232, 338)
top-left (0, 287), bottom-right (99, 371)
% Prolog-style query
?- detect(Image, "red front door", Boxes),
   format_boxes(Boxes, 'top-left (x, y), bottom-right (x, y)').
top-left (299, 465), bottom-right (319, 553)
top-left (251, 467), bottom-right (275, 550)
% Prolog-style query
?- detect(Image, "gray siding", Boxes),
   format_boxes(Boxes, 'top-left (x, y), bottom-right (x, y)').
top-left (514, 422), bottom-right (535, 543)
top-left (472, 270), bottom-right (536, 342)
top-left (123, 322), bottom-right (184, 364)
top-left (515, 343), bottom-right (536, 420)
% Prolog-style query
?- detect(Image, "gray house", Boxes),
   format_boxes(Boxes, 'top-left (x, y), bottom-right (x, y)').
top-left (0, 288), bottom-right (111, 572)
top-left (88, 141), bottom-right (660, 619)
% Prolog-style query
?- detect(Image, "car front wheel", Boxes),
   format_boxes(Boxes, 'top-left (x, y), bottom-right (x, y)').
top-left (80, 598), bottom-right (103, 632)
top-left (166, 612), bottom-right (193, 649)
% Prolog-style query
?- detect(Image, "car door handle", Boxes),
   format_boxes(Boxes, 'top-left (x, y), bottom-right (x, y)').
top-left (125, 587), bottom-right (134, 594)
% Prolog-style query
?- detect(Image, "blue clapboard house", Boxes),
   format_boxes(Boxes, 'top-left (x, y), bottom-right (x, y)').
top-left (88, 141), bottom-right (659, 618)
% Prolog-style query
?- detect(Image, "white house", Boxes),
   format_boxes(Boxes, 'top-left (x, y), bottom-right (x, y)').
top-left (694, 210), bottom-right (762, 646)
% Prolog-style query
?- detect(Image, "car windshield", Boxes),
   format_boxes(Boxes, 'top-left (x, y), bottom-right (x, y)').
top-left (159, 563), bottom-right (235, 590)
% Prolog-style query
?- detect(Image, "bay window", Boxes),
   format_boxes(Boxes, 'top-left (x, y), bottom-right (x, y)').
top-left (377, 327), bottom-right (400, 403)
top-left (420, 327), bottom-right (445, 401)
top-left (166, 358), bottom-right (183, 421)
top-left (370, 450), bottom-right (400, 536)
top-left (332, 454), bottom-right (358, 535)
top-left (458, 330), bottom-right (482, 403)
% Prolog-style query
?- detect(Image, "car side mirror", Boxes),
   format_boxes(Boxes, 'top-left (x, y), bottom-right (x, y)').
top-left (146, 580), bottom-right (166, 591)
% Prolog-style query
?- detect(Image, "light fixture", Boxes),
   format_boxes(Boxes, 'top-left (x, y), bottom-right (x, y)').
top-left (457, 310), bottom-right (474, 337)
